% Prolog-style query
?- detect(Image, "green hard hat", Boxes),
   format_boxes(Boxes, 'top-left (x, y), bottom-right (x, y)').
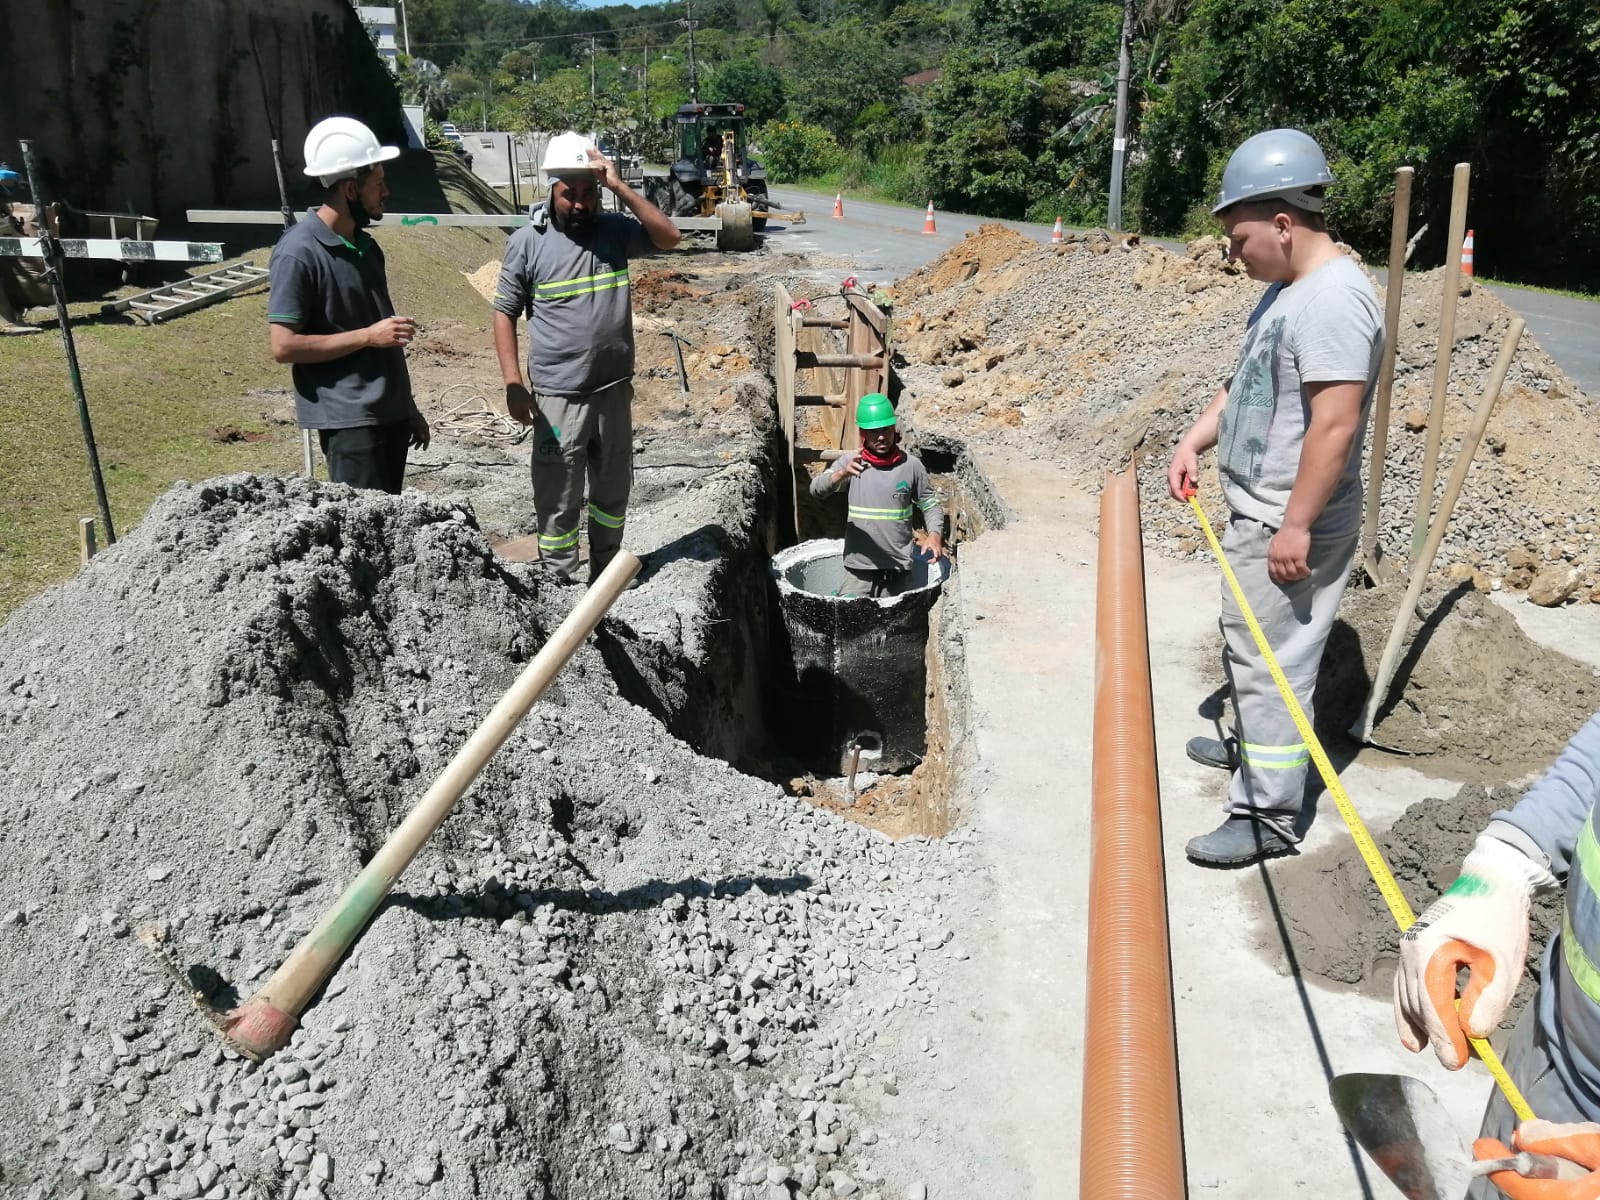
top-left (856, 392), bottom-right (896, 430)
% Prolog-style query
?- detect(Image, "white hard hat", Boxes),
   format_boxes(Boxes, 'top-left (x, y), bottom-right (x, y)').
top-left (303, 116), bottom-right (401, 187)
top-left (1213, 128), bottom-right (1334, 215)
top-left (541, 131), bottom-right (597, 179)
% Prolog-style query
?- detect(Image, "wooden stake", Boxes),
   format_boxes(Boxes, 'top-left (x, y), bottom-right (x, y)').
top-left (1355, 318), bottom-right (1524, 744)
top-left (78, 517), bottom-right (96, 564)
top-left (1360, 166), bottom-right (1415, 584)
top-left (1411, 162), bottom-right (1471, 558)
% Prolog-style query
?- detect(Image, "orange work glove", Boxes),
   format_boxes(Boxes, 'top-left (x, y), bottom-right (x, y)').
top-left (1474, 1121), bottom-right (1600, 1198)
top-left (1394, 833), bottom-right (1555, 1069)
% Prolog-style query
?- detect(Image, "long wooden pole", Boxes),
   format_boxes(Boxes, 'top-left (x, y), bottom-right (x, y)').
top-left (220, 552), bottom-right (642, 1059)
top-left (1410, 162), bottom-right (1471, 557)
top-left (1359, 166), bottom-right (1414, 580)
top-left (1355, 320), bottom-right (1523, 743)
top-left (20, 139), bottom-right (116, 545)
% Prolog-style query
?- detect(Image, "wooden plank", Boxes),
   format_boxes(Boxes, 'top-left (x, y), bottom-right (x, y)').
top-left (78, 517), bottom-right (96, 565)
top-left (774, 283), bottom-right (799, 540)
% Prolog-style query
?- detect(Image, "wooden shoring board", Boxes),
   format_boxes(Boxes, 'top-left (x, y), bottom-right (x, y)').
top-left (841, 287), bottom-right (890, 448)
top-left (775, 283), bottom-right (800, 537)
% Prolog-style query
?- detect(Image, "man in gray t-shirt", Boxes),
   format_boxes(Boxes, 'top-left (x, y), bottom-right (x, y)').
top-left (492, 132), bottom-right (680, 585)
top-left (1166, 129), bottom-right (1383, 867)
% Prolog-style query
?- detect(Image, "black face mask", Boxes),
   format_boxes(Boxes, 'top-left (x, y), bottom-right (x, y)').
top-left (346, 179), bottom-right (379, 228)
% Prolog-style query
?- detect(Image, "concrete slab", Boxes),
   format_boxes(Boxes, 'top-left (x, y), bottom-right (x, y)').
top-left (946, 454), bottom-right (1494, 1197)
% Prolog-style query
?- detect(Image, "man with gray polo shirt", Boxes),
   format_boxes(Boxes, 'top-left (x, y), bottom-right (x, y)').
top-left (1166, 128), bottom-right (1383, 866)
top-left (492, 131), bottom-right (680, 585)
top-left (268, 116), bottom-right (429, 494)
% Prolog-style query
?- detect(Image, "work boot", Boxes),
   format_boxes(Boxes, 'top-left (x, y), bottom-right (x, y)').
top-left (1185, 815), bottom-right (1296, 868)
top-left (1185, 735), bottom-right (1238, 772)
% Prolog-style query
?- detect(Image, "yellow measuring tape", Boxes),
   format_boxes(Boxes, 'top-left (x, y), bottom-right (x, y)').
top-left (1187, 492), bottom-right (1535, 1122)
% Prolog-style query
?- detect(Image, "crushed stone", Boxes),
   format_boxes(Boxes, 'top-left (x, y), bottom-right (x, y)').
top-left (0, 473), bottom-right (978, 1200)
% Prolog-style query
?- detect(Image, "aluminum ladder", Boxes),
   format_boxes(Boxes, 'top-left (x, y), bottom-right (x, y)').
top-left (101, 260), bottom-right (270, 324)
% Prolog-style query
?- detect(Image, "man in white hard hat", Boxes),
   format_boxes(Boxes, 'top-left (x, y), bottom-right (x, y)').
top-left (267, 115), bottom-right (429, 493)
top-left (492, 131), bottom-right (680, 585)
top-left (1166, 128), bottom-right (1383, 866)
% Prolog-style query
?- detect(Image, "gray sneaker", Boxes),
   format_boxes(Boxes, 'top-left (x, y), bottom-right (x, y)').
top-left (1185, 816), bottom-right (1296, 867)
top-left (1185, 735), bottom-right (1238, 771)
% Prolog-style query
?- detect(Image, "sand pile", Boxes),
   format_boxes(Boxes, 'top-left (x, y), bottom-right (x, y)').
top-left (0, 476), bottom-right (968, 1200)
top-left (1270, 783), bottom-right (1564, 1022)
top-left (892, 231), bottom-right (1600, 599)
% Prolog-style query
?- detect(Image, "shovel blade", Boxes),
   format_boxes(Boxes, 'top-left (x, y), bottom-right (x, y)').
top-left (1330, 1073), bottom-right (1473, 1200)
top-left (1363, 543), bottom-right (1395, 586)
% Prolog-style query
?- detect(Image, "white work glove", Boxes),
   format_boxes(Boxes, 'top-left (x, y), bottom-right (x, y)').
top-left (1394, 831), bottom-right (1556, 1070)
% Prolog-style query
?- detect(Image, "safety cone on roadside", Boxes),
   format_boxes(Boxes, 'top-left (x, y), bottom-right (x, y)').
top-left (832, 192), bottom-right (844, 220)
top-left (922, 200), bottom-right (937, 235)
top-left (1461, 228), bottom-right (1475, 279)
top-left (1051, 216), bottom-right (1064, 244)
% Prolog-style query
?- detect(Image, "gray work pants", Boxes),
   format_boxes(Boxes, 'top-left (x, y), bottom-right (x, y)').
top-left (530, 381), bottom-right (632, 581)
top-left (835, 566), bottom-right (911, 598)
top-left (1218, 516), bottom-right (1357, 841)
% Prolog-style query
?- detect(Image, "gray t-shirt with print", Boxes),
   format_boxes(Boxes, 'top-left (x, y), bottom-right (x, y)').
top-left (1216, 255), bottom-right (1383, 539)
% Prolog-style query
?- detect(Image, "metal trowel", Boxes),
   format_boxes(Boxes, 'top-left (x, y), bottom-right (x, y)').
top-left (1329, 1073), bottom-right (1584, 1199)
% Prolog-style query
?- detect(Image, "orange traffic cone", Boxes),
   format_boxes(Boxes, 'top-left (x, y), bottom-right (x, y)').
top-left (1461, 228), bottom-right (1475, 279)
top-left (832, 192), bottom-right (844, 220)
top-left (922, 200), bottom-right (937, 235)
top-left (1051, 216), bottom-right (1064, 244)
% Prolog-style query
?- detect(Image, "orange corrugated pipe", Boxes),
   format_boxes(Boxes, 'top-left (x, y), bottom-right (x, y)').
top-left (1080, 469), bottom-right (1187, 1198)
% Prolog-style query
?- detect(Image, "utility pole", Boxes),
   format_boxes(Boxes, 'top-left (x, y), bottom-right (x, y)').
top-left (642, 41), bottom-right (650, 117)
top-left (587, 36), bottom-right (597, 99)
top-left (680, 0), bottom-right (699, 102)
top-left (1107, 0), bottom-right (1133, 231)
top-left (397, 0), bottom-right (411, 57)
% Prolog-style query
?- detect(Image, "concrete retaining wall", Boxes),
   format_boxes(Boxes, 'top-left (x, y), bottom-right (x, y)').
top-left (0, 0), bottom-right (406, 221)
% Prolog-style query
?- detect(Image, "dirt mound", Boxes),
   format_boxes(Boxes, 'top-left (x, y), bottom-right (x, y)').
top-left (1314, 582), bottom-right (1600, 772)
top-left (1269, 783), bottom-right (1562, 1019)
top-left (0, 476), bottom-right (962, 1200)
top-left (893, 239), bottom-right (1600, 598)
top-left (462, 260), bottom-right (500, 302)
top-left (895, 224), bottom-right (1041, 298)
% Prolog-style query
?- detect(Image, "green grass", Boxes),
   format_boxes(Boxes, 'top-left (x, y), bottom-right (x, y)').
top-left (1479, 276), bottom-right (1600, 302)
top-left (788, 145), bottom-right (930, 209)
top-left (0, 224), bottom-right (505, 620)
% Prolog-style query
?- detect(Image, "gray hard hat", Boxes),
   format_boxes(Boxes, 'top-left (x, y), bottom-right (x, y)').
top-left (1212, 128), bottom-right (1334, 215)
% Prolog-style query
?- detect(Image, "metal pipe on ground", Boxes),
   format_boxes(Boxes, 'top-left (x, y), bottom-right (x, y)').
top-left (1353, 319), bottom-right (1525, 744)
top-left (1411, 162), bottom-right (1472, 558)
top-left (1080, 469), bottom-right (1187, 1198)
top-left (1359, 165), bottom-right (1414, 585)
top-left (209, 552), bottom-right (643, 1060)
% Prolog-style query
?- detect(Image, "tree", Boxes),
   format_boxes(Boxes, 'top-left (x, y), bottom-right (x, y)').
top-left (402, 57), bottom-right (454, 119)
top-left (787, 27), bottom-right (910, 146)
top-left (705, 58), bottom-right (788, 124)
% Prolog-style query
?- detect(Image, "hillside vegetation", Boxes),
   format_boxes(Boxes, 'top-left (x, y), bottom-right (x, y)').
top-left (401, 0), bottom-right (1598, 288)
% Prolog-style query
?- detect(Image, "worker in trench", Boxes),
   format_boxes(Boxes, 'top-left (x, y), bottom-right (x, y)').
top-left (1165, 128), bottom-right (1383, 867)
top-left (492, 131), bottom-right (681, 587)
top-left (267, 116), bottom-right (429, 493)
top-left (809, 393), bottom-right (945, 598)
top-left (1396, 712), bottom-right (1600, 1197)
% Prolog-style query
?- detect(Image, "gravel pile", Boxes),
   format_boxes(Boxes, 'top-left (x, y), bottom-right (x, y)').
top-left (0, 475), bottom-right (969, 1200)
top-left (892, 226), bottom-right (1600, 601)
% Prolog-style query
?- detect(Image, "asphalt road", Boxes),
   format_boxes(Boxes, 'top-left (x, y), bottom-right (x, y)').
top-left (764, 185), bottom-right (1600, 396)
